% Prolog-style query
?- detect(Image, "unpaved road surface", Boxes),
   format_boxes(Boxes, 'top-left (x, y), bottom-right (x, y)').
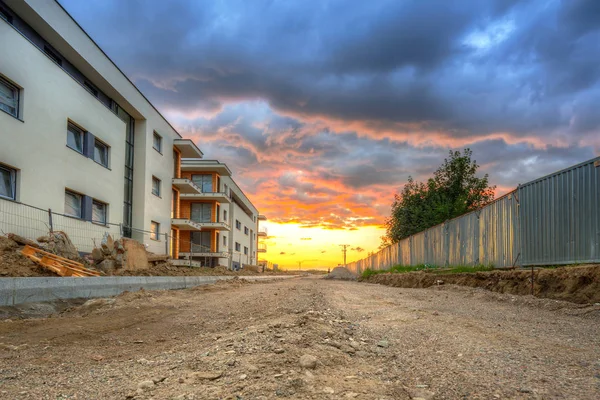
top-left (1, 277), bottom-right (599, 399)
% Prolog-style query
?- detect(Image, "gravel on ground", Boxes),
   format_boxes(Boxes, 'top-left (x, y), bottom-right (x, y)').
top-left (0, 277), bottom-right (598, 399)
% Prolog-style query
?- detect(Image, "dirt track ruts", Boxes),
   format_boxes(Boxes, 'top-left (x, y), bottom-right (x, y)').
top-left (0, 277), bottom-right (599, 399)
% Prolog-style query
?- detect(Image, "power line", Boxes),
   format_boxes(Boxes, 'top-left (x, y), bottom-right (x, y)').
top-left (339, 244), bottom-right (350, 267)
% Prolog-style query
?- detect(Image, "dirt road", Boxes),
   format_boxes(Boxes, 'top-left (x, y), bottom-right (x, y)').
top-left (1, 277), bottom-right (599, 399)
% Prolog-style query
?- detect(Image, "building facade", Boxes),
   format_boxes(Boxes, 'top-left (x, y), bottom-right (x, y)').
top-left (0, 0), bottom-right (263, 266)
top-left (171, 159), bottom-right (263, 268)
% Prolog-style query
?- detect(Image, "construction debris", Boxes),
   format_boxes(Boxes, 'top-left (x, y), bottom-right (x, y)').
top-left (37, 231), bottom-right (82, 262)
top-left (87, 234), bottom-right (150, 274)
top-left (21, 245), bottom-right (100, 277)
top-left (7, 233), bottom-right (41, 249)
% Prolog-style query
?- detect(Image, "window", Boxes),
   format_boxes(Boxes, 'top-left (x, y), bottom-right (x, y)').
top-left (92, 200), bottom-right (107, 225)
top-left (191, 231), bottom-right (211, 252)
top-left (44, 45), bottom-right (62, 66)
top-left (153, 132), bottom-right (162, 153)
top-left (191, 174), bottom-right (213, 193)
top-left (223, 235), bottom-right (227, 246)
top-left (152, 176), bottom-right (161, 197)
top-left (0, 164), bottom-right (16, 200)
top-left (150, 221), bottom-right (160, 240)
top-left (224, 184), bottom-right (228, 195)
top-left (171, 189), bottom-right (178, 218)
top-left (94, 139), bottom-right (109, 167)
top-left (0, 6), bottom-right (13, 24)
top-left (191, 203), bottom-right (212, 222)
top-left (235, 220), bottom-right (241, 230)
top-left (235, 242), bottom-right (241, 252)
top-left (223, 210), bottom-right (227, 221)
top-left (67, 122), bottom-right (84, 153)
top-left (84, 80), bottom-right (98, 98)
top-left (244, 226), bottom-right (249, 235)
top-left (173, 150), bottom-right (179, 177)
top-left (64, 190), bottom-right (83, 218)
top-left (0, 76), bottom-right (19, 118)
top-left (244, 246), bottom-right (248, 255)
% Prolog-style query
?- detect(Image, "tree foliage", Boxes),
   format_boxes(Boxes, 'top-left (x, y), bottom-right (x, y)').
top-left (384, 149), bottom-right (495, 243)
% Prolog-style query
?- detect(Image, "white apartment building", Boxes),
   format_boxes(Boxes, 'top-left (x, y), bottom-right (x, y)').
top-left (0, 0), bottom-right (265, 267)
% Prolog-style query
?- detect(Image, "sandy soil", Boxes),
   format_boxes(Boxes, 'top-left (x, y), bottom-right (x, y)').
top-left (362, 265), bottom-right (600, 304)
top-left (0, 277), bottom-right (599, 399)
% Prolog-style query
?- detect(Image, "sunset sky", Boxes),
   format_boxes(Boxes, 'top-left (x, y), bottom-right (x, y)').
top-left (61, 0), bottom-right (599, 269)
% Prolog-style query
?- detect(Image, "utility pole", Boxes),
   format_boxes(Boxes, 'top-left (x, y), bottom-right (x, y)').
top-left (339, 244), bottom-right (350, 267)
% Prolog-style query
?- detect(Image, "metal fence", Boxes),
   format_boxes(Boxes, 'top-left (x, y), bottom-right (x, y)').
top-left (0, 199), bottom-right (265, 269)
top-left (347, 157), bottom-right (600, 274)
top-left (0, 200), bottom-right (121, 253)
top-left (519, 158), bottom-right (600, 266)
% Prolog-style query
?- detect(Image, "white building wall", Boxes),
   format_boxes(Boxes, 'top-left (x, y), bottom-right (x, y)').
top-left (219, 176), bottom-right (259, 267)
top-left (2, 1), bottom-right (184, 255)
top-left (0, 22), bottom-right (126, 223)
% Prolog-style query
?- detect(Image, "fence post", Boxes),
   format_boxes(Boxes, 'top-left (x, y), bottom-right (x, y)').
top-left (119, 223), bottom-right (123, 237)
top-left (164, 232), bottom-right (169, 256)
top-left (48, 209), bottom-right (53, 233)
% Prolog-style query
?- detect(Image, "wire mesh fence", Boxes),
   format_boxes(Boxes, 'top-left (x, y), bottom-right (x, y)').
top-left (0, 199), bottom-right (50, 241)
top-left (0, 198), bottom-right (269, 270)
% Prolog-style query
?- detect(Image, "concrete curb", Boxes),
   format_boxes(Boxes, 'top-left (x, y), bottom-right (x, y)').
top-left (0, 275), bottom-right (296, 306)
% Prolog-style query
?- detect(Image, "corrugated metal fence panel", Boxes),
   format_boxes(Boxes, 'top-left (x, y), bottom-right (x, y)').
top-left (410, 232), bottom-right (426, 265)
top-left (399, 238), bottom-right (411, 265)
top-left (478, 191), bottom-right (520, 267)
top-left (446, 212), bottom-right (479, 266)
top-left (425, 224), bottom-right (446, 266)
top-left (519, 157), bottom-right (600, 265)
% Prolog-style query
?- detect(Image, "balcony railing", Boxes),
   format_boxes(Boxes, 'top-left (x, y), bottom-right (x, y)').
top-left (257, 243), bottom-right (267, 252)
top-left (179, 191), bottom-right (231, 203)
top-left (258, 227), bottom-right (268, 237)
top-left (171, 218), bottom-right (231, 231)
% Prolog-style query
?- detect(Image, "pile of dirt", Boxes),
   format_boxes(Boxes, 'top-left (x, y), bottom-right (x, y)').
top-left (362, 264), bottom-right (600, 304)
top-left (0, 236), bottom-right (56, 277)
top-left (324, 266), bottom-right (357, 281)
top-left (0, 232), bottom-right (293, 278)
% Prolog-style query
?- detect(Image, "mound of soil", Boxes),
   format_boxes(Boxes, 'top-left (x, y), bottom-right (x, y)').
top-left (324, 267), bottom-right (357, 281)
top-left (0, 237), bottom-right (56, 278)
top-left (362, 265), bottom-right (600, 304)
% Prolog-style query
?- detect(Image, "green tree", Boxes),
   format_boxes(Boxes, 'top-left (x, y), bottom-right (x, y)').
top-left (384, 149), bottom-right (495, 243)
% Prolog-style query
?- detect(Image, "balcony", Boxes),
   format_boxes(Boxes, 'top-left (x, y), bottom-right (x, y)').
top-left (181, 160), bottom-right (232, 176)
top-left (172, 178), bottom-right (202, 194)
top-left (179, 251), bottom-right (230, 258)
top-left (258, 214), bottom-right (267, 221)
top-left (171, 218), bottom-right (231, 231)
top-left (180, 191), bottom-right (231, 203)
top-left (174, 139), bottom-right (204, 158)
top-left (257, 243), bottom-right (267, 253)
top-left (258, 227), bottom-right (268, 237)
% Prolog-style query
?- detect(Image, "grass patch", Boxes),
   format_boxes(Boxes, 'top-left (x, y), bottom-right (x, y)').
top-left (361, 263), bottom-right (494, 279)
top-left (361, 263), bottom-right (435, 278)
top-left (435, 264), bottom-right (495, 274)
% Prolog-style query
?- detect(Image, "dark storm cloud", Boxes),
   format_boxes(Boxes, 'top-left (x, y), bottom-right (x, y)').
top-left (61, 0), bottom-right (600, 142)
top-left (59, 0), bottom-right (600, 228)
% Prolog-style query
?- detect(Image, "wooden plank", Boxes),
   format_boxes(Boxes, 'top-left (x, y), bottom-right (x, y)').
top-left (21, 245), bottom-right (100, 277)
